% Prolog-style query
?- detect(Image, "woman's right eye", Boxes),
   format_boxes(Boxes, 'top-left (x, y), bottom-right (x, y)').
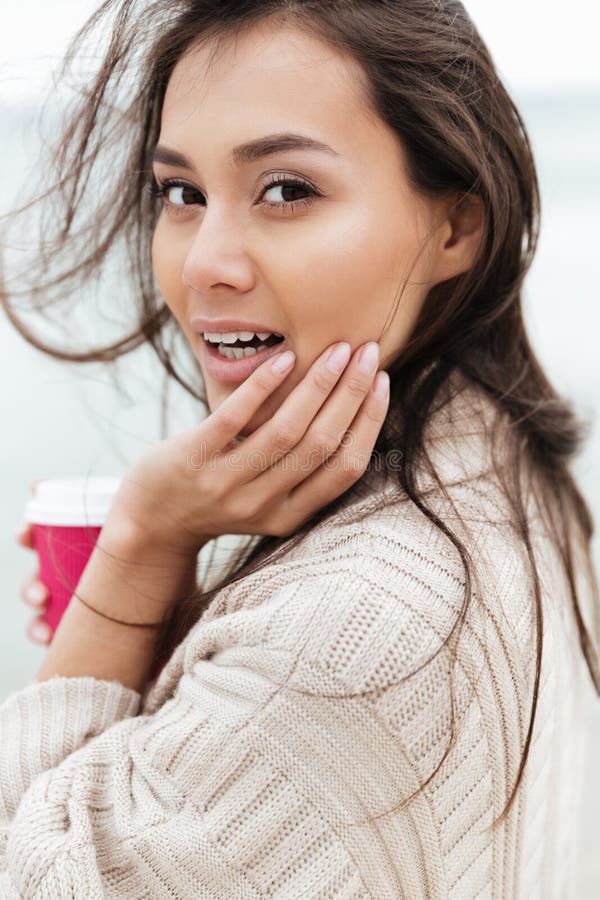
top-left (164, 183), bottom-right (203, 207)
top-left (150, 177), bottom-right (203, 214)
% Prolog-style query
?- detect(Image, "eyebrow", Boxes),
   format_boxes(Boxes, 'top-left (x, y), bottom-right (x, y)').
top-left (152, 132), bottom-right (339, 169)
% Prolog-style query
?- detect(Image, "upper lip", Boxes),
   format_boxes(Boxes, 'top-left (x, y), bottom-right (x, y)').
top-left (189, 317), bottom-right (284, 336)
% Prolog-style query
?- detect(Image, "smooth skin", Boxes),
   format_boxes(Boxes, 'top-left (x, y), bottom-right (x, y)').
top-left (17, 19), bottom-right (484, 644)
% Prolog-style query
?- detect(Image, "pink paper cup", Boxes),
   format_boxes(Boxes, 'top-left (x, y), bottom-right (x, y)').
top-left (24, 477), bottom-right (121, 636)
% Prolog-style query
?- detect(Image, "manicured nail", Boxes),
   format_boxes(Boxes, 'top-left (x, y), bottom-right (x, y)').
top-left (271, 350), bottom-right (295, 375)
top-left (372, 371), bottom-right (390, 398)
top-left (358, 342), bottom-right (379, 375)
top-left (326, 342), bottom-right (351, 373)
top-left (27, 584), bottom-right (46, 605)
top-left (32, 622), bottom-right (50, 642)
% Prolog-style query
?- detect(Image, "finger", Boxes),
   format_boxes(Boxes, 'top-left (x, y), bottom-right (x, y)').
top-left (240, 341), bottom-right (378, 489)
top-left (15, 522), bottom-right (35, 550)
top-left (226, 341), bottom-right (355, 481)
top-left (200, 348), bottom-right (297, 451)
top-left (272, 341), bottom-right (380, 487)
top-left (276, 369), bottom-right (390, 528)
top-left (20, 577), bottom-right (48, 609)
top-left (26, 615), bottom-right (52, 646)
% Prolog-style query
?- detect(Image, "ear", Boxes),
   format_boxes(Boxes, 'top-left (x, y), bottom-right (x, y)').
top-left (432, 192), bottom-right (485, 284)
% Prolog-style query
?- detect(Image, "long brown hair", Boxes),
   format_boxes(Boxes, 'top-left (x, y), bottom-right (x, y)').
top-left (1, 0), bottom-right (598, 830)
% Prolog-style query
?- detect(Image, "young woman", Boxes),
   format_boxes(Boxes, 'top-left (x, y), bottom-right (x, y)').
top-left (2, 1), bottom-right (598, 896)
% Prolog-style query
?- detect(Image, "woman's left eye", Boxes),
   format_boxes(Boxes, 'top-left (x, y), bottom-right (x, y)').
top-left (259, 174), bottom-right (317, 212)
top-left (150, 174), bottom-right (318, 217)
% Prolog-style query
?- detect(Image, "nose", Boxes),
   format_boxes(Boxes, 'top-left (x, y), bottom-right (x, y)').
top-left (181, 211), bottom-right (254, 294)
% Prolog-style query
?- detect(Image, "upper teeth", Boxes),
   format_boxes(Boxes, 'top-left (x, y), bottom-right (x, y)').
top-left (203, 331), bottom-right (280, 343)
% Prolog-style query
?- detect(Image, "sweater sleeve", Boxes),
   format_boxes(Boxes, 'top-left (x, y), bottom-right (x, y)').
top-left (0, 678), bottom-right (141, 864)
top-left (0, 530), bottom-right (472, 899)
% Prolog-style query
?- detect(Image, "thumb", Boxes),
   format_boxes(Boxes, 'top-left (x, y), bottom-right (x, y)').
top-left (15, 521), bottom-right (35, 549)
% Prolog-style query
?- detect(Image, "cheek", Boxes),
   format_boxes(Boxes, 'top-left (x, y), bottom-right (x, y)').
top-left (320, 203), bottom-right (430, 364)
top-left (270, 205), bottom-right (419, 342)
top-left (151, 223), bottom-right (185, 311)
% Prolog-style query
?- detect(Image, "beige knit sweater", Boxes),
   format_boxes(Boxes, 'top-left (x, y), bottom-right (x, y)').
top-left (0, 370), bottom-right (595, 899)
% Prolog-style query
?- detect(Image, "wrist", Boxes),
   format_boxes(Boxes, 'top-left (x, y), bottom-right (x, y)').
top-left (105, 495), bottom-right (211, 560)
top-left (77, 517), bottom-right (200, 627)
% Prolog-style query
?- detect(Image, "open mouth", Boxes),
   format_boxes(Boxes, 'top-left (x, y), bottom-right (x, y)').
top-left (200, 330), bottom-right (290, 384)
top-left (203, 333), bottom-right (285, 360)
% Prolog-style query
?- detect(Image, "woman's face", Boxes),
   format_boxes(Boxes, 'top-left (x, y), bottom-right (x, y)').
top-left (152, 21), bottom-right (451, 436)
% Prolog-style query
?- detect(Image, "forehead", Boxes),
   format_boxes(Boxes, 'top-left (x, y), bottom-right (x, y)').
top-left (161, 21), bottom-right (378, 151)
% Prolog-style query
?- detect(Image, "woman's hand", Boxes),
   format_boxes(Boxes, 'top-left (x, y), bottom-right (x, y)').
top-left (109, 340), bottom-right (390, 554)
top-left (16, 520), bottom-right (52, 646)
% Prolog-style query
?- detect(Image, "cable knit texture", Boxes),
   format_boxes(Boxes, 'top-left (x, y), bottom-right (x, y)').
top-left (0, 369), bottom-right (594, 898)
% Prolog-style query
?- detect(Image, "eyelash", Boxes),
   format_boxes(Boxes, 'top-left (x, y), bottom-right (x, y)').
top-left (149, 172), bottom-right (319, 217)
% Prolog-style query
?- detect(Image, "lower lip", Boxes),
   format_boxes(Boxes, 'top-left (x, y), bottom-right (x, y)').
top-left (200, 337), bottom-right (289, 384)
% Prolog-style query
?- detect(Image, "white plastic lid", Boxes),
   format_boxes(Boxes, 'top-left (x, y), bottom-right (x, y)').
top-left (24, 476), bottom-right (122, 526)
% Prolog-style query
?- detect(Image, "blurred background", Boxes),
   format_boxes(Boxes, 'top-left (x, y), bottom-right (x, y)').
top-left (1, 1), bottom-right (599, 893)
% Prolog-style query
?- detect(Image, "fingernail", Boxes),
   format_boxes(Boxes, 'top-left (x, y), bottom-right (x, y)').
top-left (32, 622), bottom-right (50, 642)
top-left (372, 371), bottom-right (390, 398)
top-left (271, 350), bottom-right (295, 375)
top-left (27, 584), bottom-right (46, 605)
top-left (326, 342), bottom-right (351, 373)
top-left (358, 342), bottom-right (379, 375)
